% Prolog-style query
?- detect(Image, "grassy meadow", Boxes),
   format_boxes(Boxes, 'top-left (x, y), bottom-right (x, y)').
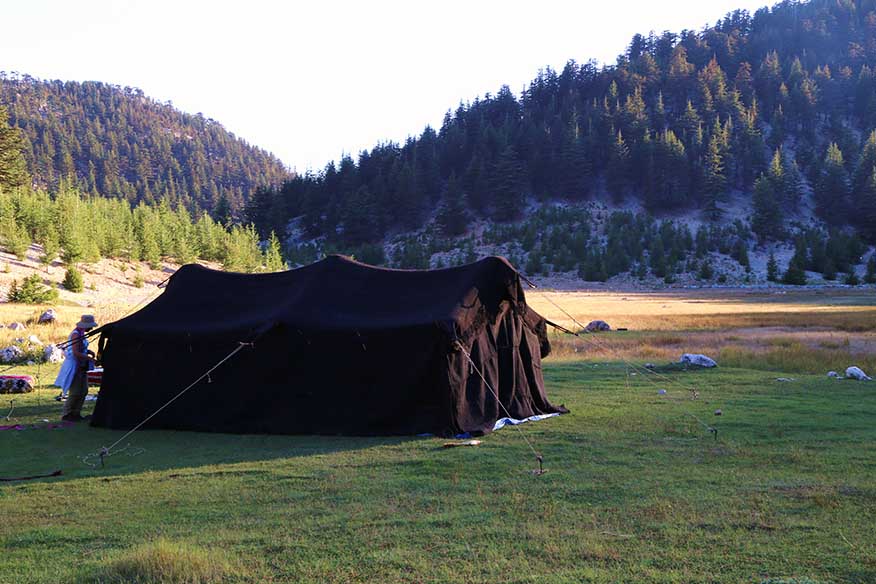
top-left (1, 288), bottom-right (875, 583)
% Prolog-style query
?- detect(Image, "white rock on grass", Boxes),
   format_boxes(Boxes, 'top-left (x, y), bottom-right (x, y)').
top-left (0, 346), bottom-right (24, 363)
top-left (27, 335), bottom-right (42, 345)
top-left (8, 322), bottom-right (26, 331)
top-left (827, 371), bottom-right (840, 378)
top-left (44, 344), bottom-right (64, 363)
top-left (845, 366), bottom-right (872, 381)
top-left (37, 309), bottom-right (57, 324)
top-left (680, 353), bottom-right (718, 368)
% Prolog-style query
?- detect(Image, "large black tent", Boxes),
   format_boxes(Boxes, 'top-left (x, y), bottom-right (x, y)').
top-left (91, 255), bottom-right (567, 436)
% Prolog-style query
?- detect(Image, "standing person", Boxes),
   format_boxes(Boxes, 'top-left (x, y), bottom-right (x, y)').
top-left (54, 314), bottom-right (98, 422)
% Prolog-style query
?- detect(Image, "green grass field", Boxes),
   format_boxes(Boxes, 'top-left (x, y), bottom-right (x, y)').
top-left (2, 358), bottom-right (875, 583)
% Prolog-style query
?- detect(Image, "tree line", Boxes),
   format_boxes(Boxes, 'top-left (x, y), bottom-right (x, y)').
top-left (247, 0), bottom-right (876, 253)
top-left (0, 74), bottom-right (291, 216)
top-left (0, 104), bottom-right (285, 276)
top-left (0, 185), bottom-right (286, 274)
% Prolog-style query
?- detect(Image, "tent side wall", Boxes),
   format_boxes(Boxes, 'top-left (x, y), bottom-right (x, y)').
top-left (446, 301), bottom-right (566, 436)
top-left (92, 324), bottom-right (457, 436)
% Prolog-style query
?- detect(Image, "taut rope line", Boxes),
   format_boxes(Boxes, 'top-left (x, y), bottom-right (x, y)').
top-left (519, 274), bottom-right (721, 440)
top-left (84, 341), bottom-right (253, 467)
top-left (455, 342), bottom-right (547, 474)
top-left (524, 281), bottom-right (707, 398)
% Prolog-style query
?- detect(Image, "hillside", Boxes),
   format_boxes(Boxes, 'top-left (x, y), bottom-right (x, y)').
top-left (0, 74), bottom-right (291, 214)
top-left (250, 0), bottom-right (876, 284)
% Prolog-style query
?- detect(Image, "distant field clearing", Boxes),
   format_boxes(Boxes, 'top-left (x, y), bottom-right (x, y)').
top-left (527, 289), bottom-right (876, 332)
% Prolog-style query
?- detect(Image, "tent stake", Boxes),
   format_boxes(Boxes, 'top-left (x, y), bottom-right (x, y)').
top-left (532, 454), bottom-right (547, 476)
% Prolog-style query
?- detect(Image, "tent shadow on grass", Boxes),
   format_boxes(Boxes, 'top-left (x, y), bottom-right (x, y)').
top-left (2, 396), bottom-right (430, 486)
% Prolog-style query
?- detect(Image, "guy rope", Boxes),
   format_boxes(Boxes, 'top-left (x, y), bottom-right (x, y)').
top-left (82, 340), bottom-right (254, 468)
top-left (454, 341), bottom-right (547, 475)
top-left (518, 271), bottom-right (722, 441)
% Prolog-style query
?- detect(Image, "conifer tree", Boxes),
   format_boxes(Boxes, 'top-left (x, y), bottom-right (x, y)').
top-left (648, 129), bottom-right (688, 209)
top-left (766, 251), bottom-right (779, 282)
top-left (435, 173), bottom-right (468, 236)
top-left (864, 254), bottom-right (876, 284)
top-left (857, 165), bottom-right (876, 241)
top-left (213, 192), bottom-right (233, 226)
top-left (751, 174), bottom-right (782, 241)
top-left (41, 228), bottom-right (60, 268)
top-left (606, 130), bottom-right (630, 201)
top-left (815, 143), bottom-right (850, 224)
top-left (782, 242), bottom-right (808, 285)
top-left (490, 147), bottom-right (526, 222)
top-left (702, 126), bottom-right (726, 221)
top-left (0, 106), bottom-right (28, 191)
top-left (732, 238), bottom-right (750, 269)
top-left (822, 257), bottom-right (837, 280)
top-left (61, 226), bottom-right (85, 265)
top-left (341, 185), bottom-right (380, 244)
top-left (62, 266), bottom-right (84, 293)
top-left (853, 130), bottom-right (876, 198)
top-left (649, 237), bottom-right (667, 278)
top-left (263, 231), bottom-right (287, 272)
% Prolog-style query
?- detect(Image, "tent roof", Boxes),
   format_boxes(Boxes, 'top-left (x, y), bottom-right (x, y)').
top-left (108, 255), bottom-right (527, 337)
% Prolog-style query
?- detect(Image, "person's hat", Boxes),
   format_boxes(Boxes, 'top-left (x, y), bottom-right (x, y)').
top-left (77, 315), bottom-right (98, 329)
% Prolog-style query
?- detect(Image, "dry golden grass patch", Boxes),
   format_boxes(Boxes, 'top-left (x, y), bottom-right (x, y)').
top-left (537, 288), bottom-right (876, 374)
top-left (528, 289), bottom-right (876, 332)
top-left (78, 539), bottom-right (241, 584)
top-left (0, 303), bottom-right (138, 348)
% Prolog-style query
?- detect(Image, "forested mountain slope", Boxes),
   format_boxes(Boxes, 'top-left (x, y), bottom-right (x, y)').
top-left (0, 74), bottom-right (291, 214)
top-left (248, 0), bottom-right (876, 283)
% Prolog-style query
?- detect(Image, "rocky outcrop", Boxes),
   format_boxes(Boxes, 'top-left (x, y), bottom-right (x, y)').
top-left (584, 320), bottom-right (611, 332)
top-left (680, 353), bottom-right (717, 368)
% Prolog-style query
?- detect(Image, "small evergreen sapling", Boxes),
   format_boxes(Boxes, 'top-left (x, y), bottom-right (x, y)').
top-left (62, 266), bottom-right (84, 292)
top-left (766, 252), bottom-right (779, 282)
top-left (8, 274), bottom-right (59, 304)
top-left (782, 245), bottom-right (808, 285)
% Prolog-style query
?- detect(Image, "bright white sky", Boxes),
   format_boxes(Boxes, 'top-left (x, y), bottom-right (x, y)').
top-left (2, 0), bottom-right (770, 173)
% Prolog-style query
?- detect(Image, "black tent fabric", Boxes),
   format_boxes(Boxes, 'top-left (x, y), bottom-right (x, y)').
top-left (91, 255), bottom-right (568, 436)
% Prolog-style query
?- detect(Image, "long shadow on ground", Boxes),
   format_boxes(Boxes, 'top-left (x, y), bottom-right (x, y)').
top-left (1, 390), bottom-right (427, 486)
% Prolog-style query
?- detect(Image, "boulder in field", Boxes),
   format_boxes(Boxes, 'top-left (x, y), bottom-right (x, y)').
top-left (680, 353), bottom-right (717, 368)
top-left (44, 344), bottom-right (64, 363)
top-left (37, 309), bottom-right (57, 324)
top-left (8, 322), bottom-right (26, 331)
top-left (0, 346), bottom-right (24, 363)
top-left (27, 335), bottom-right (43, 346)
top-left (845, 366), bottom-right (872, 381)
top-left (584, 320), bottom-right (611, 332)
top-left (827, 371), bottom-right (840, 378)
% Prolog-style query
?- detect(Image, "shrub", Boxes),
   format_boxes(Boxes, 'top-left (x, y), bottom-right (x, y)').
top-left (844, 271), bottom-right (860, 286)
top-left (865, 255), bottom-right (876, 284)
top-left (132, 272), bottom-right (145, 288)
top-left (782, 263), bottom-right (807, 285)
top-left (8, 275), bottom-right (59, 304)
top-left (62, 266), bottom-right (84, 293)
